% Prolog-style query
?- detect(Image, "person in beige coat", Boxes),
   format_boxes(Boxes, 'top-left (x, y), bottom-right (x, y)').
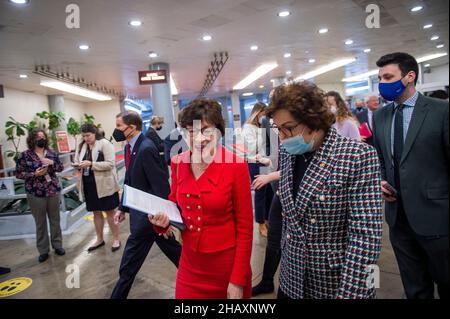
top-left (75, 124), bottom-right (121, 252)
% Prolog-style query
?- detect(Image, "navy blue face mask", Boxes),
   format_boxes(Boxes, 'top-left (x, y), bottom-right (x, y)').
top-left (378, 77), bottom-right (407, 101)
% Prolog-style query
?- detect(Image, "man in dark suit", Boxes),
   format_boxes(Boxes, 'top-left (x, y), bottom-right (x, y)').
top-left (354, 96), bottom-right (380, 146)
top-left (111, 111), bottom-right (181, 299)
top-left (163, 124), bottom-right (188, 165)
top-left (373, 52), bottom-right (449, 299)
top-left (145, 116), bottom-right (168, 175)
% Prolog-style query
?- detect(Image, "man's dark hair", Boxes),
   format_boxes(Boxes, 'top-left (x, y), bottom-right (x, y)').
top-left (429, 89), bottom-right (449, 100)
top-left (376, 52), bottom-right (419, 85)
top-left (116, 111), bottom-right (143, 131)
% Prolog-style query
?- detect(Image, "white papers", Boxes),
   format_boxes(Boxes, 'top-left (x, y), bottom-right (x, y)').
top-left (122, 185), bottom-right (183, 224)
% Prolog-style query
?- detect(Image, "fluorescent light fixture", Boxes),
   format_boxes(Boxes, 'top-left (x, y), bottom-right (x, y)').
top-left (129, 20), bottom-right (142, 27)
top-left (416, 52), bottom-right (447, 62)
top-left (19, 74), bottom-right (28, 79)
top-left (424, 64), bottom-right (431, 67)
top-left (278, 11), bottom-right (290, 17)
top-left (242, 92), bottom-right (254, 97)
top-left (342, 52), bottom-right (448, 82)
top-left (436, 44), bottom-right (445, 49)
top-left (319, 28), bottom-right (328, 34)
top-left (410, 6), bottom-right (423, 12)
top-left (40, 80), bottom-right (112, 101)
top-left (9, 0), bottom-right (29, 4)
top-left (233, 63), bottom-right (278, 90)
top-left (345, 39), bottom-right (354, 45)
top-left (363, 48), bottom-right (371, 53)
top-left (170, 75), bottom-right (179, 95)
top-left (423, 24), bottom-right (433, 29)
top-left (149, 52), bottom-right (158, 58)
top-left (284, 53), bottom-right (292, 58)
top-left (79, 44), bottom-right (90, 50)
top-left (342, 69), bottom-right (378, 82)
top-left (346, 85), bottom-right (370, 95)
top-left (308, 58), bottom-right (316, 63)
top-left (295, 58), bottom-right (356, 81)
top-left (431, 35), bottom-right (440, 41)
top-left (202, 35), bottom-right (212, 41)
top-left (250, 45), bottom-right (259, 51)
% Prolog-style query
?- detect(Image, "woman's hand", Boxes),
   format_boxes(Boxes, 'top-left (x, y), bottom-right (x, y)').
top-left (41, 158), bottom-right (54, 166)
top-left (252, 174), bottom-right (273, 190)
top-left (34, 166), bottom-right (48, 177)
top-left (227, 283), bottom-right (243, 299)
top-left (149, 212), bottom-right (170, 229)
top-left (78, 160), bottom-right (92, 169)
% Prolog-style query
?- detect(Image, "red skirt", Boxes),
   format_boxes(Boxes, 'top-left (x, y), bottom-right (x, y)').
top-left (175, 245), bottom-right (252, 299)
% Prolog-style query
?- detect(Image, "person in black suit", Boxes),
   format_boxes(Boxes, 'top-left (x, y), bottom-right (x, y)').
top-left (353, 96), bottom-right (380, 146)
top-left (110, 111), bottom-right (181, 299)
top-left (145, 116), bottom-right (168, 175)
top-left (163, 123), bottom-right (188, 165)
top-left (373, 52), bottom-right (449, 299)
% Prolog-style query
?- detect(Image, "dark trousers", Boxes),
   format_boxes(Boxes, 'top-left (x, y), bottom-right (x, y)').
top-left (260, 194), bottom-right (283, 284)
top-left (248, 163), bottom-right (274, 224)
top-left (111, 212), bottom-right (181, 299)
top-left (389, 199), bottom-right (449, 299)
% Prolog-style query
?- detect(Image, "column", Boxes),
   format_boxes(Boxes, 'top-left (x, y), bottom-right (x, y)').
top-left (149, 62), bottom-right (175, 139)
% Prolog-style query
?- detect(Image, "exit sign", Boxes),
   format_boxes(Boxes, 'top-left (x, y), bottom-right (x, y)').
top-left (138, 70), bottom-right (168, 85)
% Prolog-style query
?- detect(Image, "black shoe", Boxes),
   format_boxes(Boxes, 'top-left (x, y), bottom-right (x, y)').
top-left (111, 242), bottom-right (121, 252)
top-left (0, 267), bottom-right (11, 275)
top-left (55, 248), bottom-right (66, 256)
top-left (252, 281), bottom-right (275, 296)
top-left (38, 253), bottom-right (49, 263)
top-left (87, 241), bottom-right (105, 252)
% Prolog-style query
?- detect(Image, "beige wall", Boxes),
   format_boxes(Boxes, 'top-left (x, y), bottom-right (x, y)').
top-left (316, 83), bottom-right (346, 97)
top-left (0, 87), bottom-right (122, 168)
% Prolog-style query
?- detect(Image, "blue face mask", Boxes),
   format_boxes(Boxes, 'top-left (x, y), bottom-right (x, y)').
top-left (378, 77), bottom-right (407, 101)
top-left (281, 130), bottom-right (315, 155)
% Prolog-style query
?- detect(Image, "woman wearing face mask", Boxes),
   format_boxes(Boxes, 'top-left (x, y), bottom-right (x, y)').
top-left (241, 102), bottom-right (274, 237)
top-left (268, 82), bottom-right (383, 299)
top-left (149, 99), bottom-right (254, 299)
top-left (75, 124), bottom-right (121, 252)
top-left (326, 91), bottom-right (361, 141)
top-left (15, 129), bottom-right (65, 263)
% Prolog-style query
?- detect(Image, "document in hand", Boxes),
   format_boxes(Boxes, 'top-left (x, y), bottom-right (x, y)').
top-left (122, 185), bottom-right (185, 230)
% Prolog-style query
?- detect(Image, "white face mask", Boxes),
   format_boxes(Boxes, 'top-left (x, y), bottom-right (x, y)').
top-left (330, 106), bottom-right (337, 114)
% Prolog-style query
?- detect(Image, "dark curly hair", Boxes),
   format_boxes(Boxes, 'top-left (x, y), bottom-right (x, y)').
top-left (179, 98), bottom-right (225, 136)
top-left (266, 81), bottom-right (335, 131)
top-left (26, 128), bottom-right (49, 150)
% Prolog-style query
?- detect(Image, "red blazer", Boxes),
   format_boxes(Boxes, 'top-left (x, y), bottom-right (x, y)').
top-left (170, 146), bottom-right (253, 286)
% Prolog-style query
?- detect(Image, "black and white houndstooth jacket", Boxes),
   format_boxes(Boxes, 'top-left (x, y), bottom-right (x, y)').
top-left (278, 127), bottom-right (383, 299)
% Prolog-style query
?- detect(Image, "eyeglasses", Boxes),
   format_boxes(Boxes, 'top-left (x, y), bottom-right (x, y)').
top-left (185, 127), bottom-right (217, 138)
top-left (270, 123), bottom-right (301, 138)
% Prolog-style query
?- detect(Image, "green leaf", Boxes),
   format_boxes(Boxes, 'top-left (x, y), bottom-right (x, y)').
top-left (16, 126), bottom-right (25, 136)
top-left (5, 126), bottom-right (14, 136)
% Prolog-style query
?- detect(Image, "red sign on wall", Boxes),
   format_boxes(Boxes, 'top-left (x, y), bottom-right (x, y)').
top-left (138, 70), bottom-right (168, 85)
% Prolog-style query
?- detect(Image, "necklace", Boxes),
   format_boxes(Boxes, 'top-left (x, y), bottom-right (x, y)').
top-left (301, 153), bottom-right (314, 163)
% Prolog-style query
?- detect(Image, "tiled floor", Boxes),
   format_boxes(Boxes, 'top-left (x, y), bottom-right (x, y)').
top-left (0, 216), bottom-right (404, 299)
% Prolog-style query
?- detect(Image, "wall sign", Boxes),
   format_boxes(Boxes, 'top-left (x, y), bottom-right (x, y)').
top-left (138, 70), bottom-right (168, 85)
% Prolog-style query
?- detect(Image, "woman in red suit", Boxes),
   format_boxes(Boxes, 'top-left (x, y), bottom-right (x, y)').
top-left (149, 98), bottom-right (254, 299)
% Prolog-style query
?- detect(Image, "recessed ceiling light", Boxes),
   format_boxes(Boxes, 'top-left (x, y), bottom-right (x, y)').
top-left (319, 28), bottom-right (329, 34)
top-left (423, 24), bottom-right (433, 29)
top-left (345, 39), bottom-right (354, 45)
top-left (19, 74), bottom-right (28, 79)
top-left (424, 64), bottom-right (431, 67)
top-left (430, 35), bottom-right (440, 41)
top-left (79, 44), bottom-right (90, 50)
top-left (129, 20), bottom-right (143, 27)
top-left (363, 48), bottom-right (371, 53)
top-left (202, 35), bottom-right (212, 41)
top-left (410, 6), bottom-right (424, 12)
top-left (284, 53), bottom-right (292, 58)
top-left (9, 0), bottom-right (29, 4)
top-left (242, 92), bottom-right (254, 97)
top-left (148, 52), bottom-right (158, 58)
top-left (436, 44), bottom-right (445, 49)
top-left (308, 58), bottom-right (316, 63)
top-left (278, 11), bottom-right (291, 17)
top-left (286, 71), bottom-right (292, 75)
top-left (250, 45), bottom-right (259, 51)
